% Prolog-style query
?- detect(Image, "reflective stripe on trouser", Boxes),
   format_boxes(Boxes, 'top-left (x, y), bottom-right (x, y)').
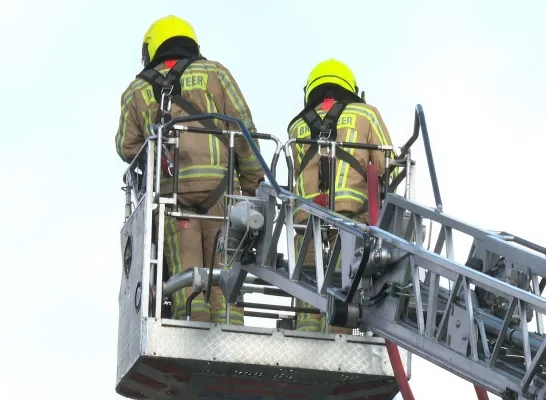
top-left (294, 212), bottom-right (367, 334)
top-left (161, 192), bottom-right (244, 325)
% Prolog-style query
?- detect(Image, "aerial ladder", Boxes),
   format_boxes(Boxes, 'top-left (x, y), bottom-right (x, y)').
top-left (115, 105), bottom-right (546, 400)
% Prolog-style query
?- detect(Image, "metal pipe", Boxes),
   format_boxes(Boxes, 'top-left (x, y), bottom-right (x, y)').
top-left (328, 142), bottom-right (336, 210)
top-left (163, 270), bottom-right (194, 297)
top-left (416, 284), bottom-right (546, 355)
top-left (295, 138), bottom-right (392, 151)
top-left (415, 105), bottom-right (443, 211)
top-left (286, 154), bottom-right (294, 192)
top-left (162, 268), bottom-right (288, 298)
top-left (270, 152), bottom-right (279, 179)
top-left (186, 291), bottom-right (200, 321)
top-left (283, 140), bottom-right (296, 192)
top-left (405, 150), bottom-right (412, 200)
top-left (169, 213), bottom-right (224, 221)
top-left (383, 150), bottom-right (389, 198)
top-left (171, 124), bottom-right (274, 141)
top-left (236, 301), bottom-right (320, 314)
top-left (228, 132), bottom-right (235, 197)
top-left (240, 283), bottom-right (291, 297)
top-left (154, 127), bottom-right (163, 203)
top-left (293, 223), bottom-right (330, 231)
top-left (172, 130), bottom-right (180, 206)
top-left (285, 137), bottom-right (394, 151)
top-left (124, 185), bottom-right (132, 220)
top-left (122, 136), bottom-right (155, 185)
top-left (388, 167), bottom-right (407, 193)
top-left (475, 309), bottom-right (545, 355)
top-left (269, 136), bottom-right (283, 179)
top-left (244, 311), bottom-right (291, 320)
top-left (399, 108), bottom-right (420, 156)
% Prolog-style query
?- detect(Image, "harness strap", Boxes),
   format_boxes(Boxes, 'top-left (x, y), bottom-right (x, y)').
top-left (298, 101), bottom-right (348, 173)
top-left (177, 179), bottom-right (227, 215)
top-left (137, 58), bottom-right (239, 214)
top-left (295, 100), bottom-right (370, 216)
top-left (298, 100), bottom-right (368, 184)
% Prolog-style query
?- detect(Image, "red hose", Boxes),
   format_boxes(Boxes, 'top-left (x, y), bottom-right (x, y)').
top-left (474, 385), bottom-right (489, 400)
top-left (386, 340), bottom-right (416, 400)
top-left (367, 164), bottom-right (416, 400)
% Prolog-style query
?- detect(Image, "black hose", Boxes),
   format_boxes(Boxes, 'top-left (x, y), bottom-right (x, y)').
top-left (185, 291), bottom-right (201, 320)
top-left (205, 227), bottom-right (223, 303)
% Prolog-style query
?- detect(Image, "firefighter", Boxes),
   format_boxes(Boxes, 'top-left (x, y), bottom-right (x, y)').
top-left (115, 15), bottom-right (264, 326)
top-left (286, 58), bottom-right (396, 334)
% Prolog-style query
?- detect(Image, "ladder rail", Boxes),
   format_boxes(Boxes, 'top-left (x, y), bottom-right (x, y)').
top-left (376, 196), bottom-right (546, 309)
top-left (366, 194), bottom-right (546, 399)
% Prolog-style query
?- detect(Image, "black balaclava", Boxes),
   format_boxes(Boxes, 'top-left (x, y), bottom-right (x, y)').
top-left (306, 83), bottom-right (362, 109)
top-left (146, 36), bottom-right (201, 69)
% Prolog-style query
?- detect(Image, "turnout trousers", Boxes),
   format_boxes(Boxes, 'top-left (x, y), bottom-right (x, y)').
top-left (159, 191), bottom-right (245, 325)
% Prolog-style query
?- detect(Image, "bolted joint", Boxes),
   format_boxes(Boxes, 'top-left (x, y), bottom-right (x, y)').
top-left (370, 247), bottom-right (391, 268)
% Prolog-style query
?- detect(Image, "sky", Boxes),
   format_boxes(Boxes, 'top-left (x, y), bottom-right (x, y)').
top-left (0, 0), bottom-right (545, 399)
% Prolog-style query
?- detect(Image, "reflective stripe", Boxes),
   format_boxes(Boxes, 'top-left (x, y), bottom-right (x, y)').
top-left (295, 182), bottom-right (368, 207)
top-left (203, 90), bottom-right (221, 165)
top-left (208, 131), bottom-right (220, 167)
top-left (116, 110), bottom-right (130, 161)
top-left (160, 166), bottom-right (239, 183)
top-left (295, 190), bottom-right (367, 204)
top-left (216, 69), bottom-right (254, 131)
top-left (343, 105), bottom-right (399, 179)
top-left (295, 174), bottom-right (306, 198)
top-left (238, 156), bottom-right (261, 170)
top-left (296, 145), bottom-right (305, 163)
top-left (166, 218), bottom-right (182, 273)
top-left (142, 109), bottom-right (153, 136)
top-left (116, 80), bottom-right (149, 160)
top-left (334, 189), bottom-right (368, 204)
top-left (296, 319), bottom-right (324, 332)
top-left (178, 166), bottom-right (229, 178)
top-left (211, 310), bottom-right (244, 326)
top-left (164, 216), bottom-right (202, 320)
top-left (343, 105), bottom-right (388, 146)
top-left (337, 128), bottom-right (357, 190)
top-left (294, 189), bottom-right (367, 223)
top-left (172, 302), bottom-right (210, 320)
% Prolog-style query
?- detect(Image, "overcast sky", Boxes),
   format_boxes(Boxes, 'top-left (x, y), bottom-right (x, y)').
top-left (1, 0), bottom-right (545, 399)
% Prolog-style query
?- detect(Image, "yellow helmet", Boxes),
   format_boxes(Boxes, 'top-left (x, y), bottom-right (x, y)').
top-left (303, 59), bottom-right (358, 105)
top-left (141, 15), bottom-right (198, 66)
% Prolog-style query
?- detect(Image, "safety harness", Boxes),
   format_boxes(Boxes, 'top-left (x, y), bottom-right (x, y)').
top-left (136, 57), bottom-right (238, 214)
top-left (290, 99), bottom-right (369, 216)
